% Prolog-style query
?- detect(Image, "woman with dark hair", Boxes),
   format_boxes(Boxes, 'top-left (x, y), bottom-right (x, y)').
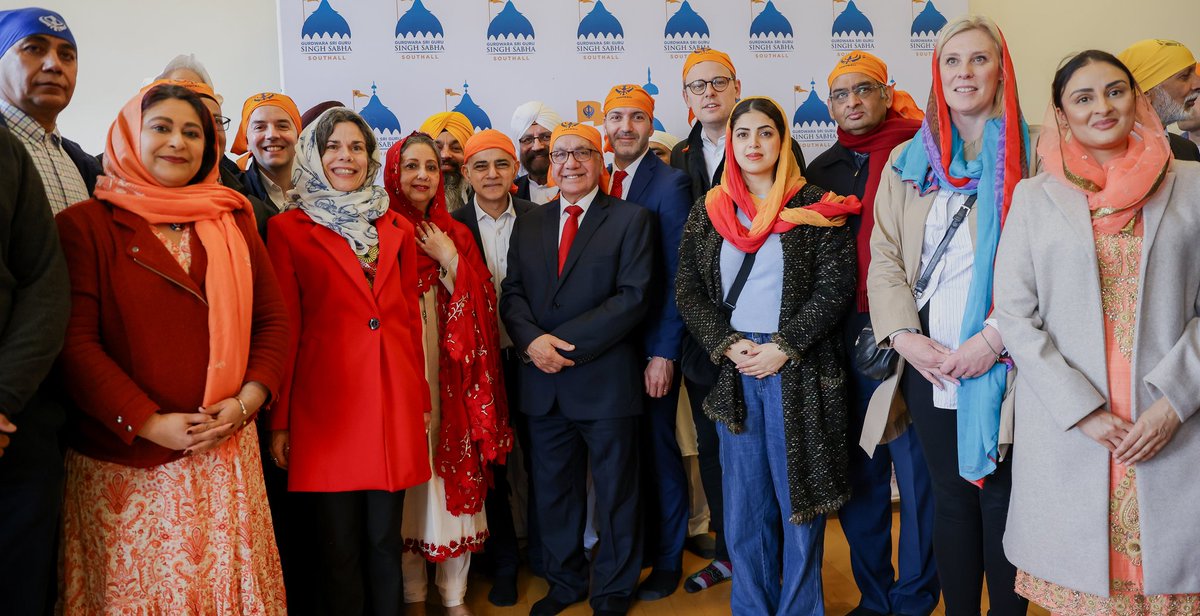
top-left (997, 50), bottom-right (1200, 614)
top-left (55, 81), bottom-right (289, 612)
top-left (866, 14), bottom-right (1031, 614)
top-left (267, 107), bottom-right (431, 615)
top-left (675, 96), bottom-right (860, 615)
top-left (385, 132), bottom-right (510, 616)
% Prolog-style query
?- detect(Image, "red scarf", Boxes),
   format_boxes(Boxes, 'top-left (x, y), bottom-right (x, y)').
top-left (837, 113), bottom-right (922, 312)
top-left (384, 134), bottom-right (512, 515)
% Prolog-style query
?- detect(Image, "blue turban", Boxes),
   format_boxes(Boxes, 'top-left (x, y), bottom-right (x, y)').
top-left (0, 8), bottom-right (76, 58)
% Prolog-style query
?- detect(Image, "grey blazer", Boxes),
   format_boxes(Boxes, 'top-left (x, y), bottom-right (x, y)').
top-left (995, 162), bottom-right (1200, 596)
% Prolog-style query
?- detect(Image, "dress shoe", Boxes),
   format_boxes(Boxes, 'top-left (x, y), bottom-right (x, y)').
top-left (636, 568), bottom-right (681, 601)
top-left (488, 572), bottom-right (518, 607)
top-left (684, 533), bottom-right (717, 559)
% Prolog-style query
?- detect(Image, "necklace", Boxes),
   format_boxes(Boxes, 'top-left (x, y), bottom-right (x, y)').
top-left (168, 223), bottom-right (185, 232)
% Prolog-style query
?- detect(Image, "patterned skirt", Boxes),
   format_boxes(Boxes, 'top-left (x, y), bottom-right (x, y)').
top-left (59, 428), bottom-right (286, 615)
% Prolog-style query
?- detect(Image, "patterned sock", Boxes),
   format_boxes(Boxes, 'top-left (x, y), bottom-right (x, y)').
top-left (683, 560), bottom-right (732, 593)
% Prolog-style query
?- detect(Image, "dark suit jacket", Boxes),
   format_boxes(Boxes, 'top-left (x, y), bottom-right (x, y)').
top-left (0, 113), bottom-right (102, 195)
top-left (450, 195), bottom-right (537, 259)
top-left (617, 153), bottom-right (691, 361)
top-left (500, 191), bottom-right (654, 420)
top-left (514, 175), bottom-right (532, 202)
top-left (670, 120), bottom-right (807, 204)
top-left (1169, 132), bottom-right (1200, 163)
top-left (239, 159), bottom-right (287, 241)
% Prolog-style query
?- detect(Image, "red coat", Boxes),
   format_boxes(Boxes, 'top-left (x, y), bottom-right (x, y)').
top-left (267, 208), bottom-right (431, 492)
top-left (55, 200), bottom-right (289, 468)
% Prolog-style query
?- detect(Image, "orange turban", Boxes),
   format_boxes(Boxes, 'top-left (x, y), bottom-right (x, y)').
top-left (463, 128), bottom-right (516, 163)
top-left (546, 122), bottom-right (609, 195)
top-left (231, 92), bottom-right (301, 158)
top-left (826, 50), bottom-right (924, 121)
top-left (602, 84), bottom-right (655, 152)
top-left (419, 111), bottom-right (474, 149)
top-left (682, 47), bottom-right (736, 83)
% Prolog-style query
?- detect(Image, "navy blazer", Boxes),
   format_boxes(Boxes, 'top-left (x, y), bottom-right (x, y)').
top-left (450, 195), bottom-right (537, 259)
top-left (500, 191), bottom-right (655, 420)
top-left (615, 153), bottom-right (691, 361)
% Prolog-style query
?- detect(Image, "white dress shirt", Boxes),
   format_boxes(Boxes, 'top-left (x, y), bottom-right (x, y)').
top-left (916, 188), bottom-right (975, 409)
top-left (610, 150), bottom-right (648, 198)
top-left (527, 175), bottom-right (557, 205)
top-left (558, 185), bottom-right (599, 243)
top-left (256, 163), bottom-right (294, 212)
top-left (701, 130), bottom-right (726, 184)
top-left (473, 196), bottom-right (517, 348)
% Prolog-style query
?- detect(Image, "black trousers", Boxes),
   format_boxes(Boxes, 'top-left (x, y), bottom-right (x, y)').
top-left (481, 350), bottom-right (525, 577)
top-left (258, 421), bottom-right (318, 614)
top-left (310, 490), bottom-right (407, 616)
top-left (900, 354), bottom-right (1026, 616)
top-left (684, 377), bottom-right (728, 562)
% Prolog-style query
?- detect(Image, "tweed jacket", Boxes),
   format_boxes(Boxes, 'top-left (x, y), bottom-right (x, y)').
top-left (675, 184), bottom-right (855, 523)
top-left (995, 164), bottom-right (1200, 596)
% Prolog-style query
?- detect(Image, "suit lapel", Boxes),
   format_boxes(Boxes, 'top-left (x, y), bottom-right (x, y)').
top-left (114, 207), bottom-right (206, 302)
top-left (309, 221), bottom-right (376, 306)
top-left (463, 199), bottom-right (485, 257)
top-left (1043, 177), bottom-right (1096, 241)
top-left (627, 155), bottom-right (655, 204)
top-left (553, 193), bottom-right (610, 294)
top-left (371, 214), bottom-right (402, 296)
top-left (541, 199), bottom-right (561, 283)
top-left (1137, 170), bottom-right (1175, 278)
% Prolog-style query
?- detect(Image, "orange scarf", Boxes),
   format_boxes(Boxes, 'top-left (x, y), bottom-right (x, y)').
top-left (704, 97), bottom-right (860, 253)
top-left (94, 80), bottom-right (255, 406)
top-left (1038, 93), bottom-right (1172, 235)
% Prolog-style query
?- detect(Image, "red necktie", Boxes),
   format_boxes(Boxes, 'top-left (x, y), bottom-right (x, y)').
top-left (558, 205), bottom-right (584, 276)
top-left (610, 169), bottom-right (628, 200)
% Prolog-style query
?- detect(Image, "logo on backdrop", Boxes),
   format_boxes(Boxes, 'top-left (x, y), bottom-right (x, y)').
top-left (910, 0), bottom-right (946, 56)
top-left (641, 67), bottom-right (667, 131)
top-left (664, 0), bottom-right (711, 57)
top-left (830, 0), bottom-right (875, 51)
top-left (301, 0), bottom-right (352, 57)
top-left (487, 0), bottom-right (536, 59)
top-left (353, 83), bottom-right (402, 152)
top-left (749, 0), bottom-right (794, 55)
top-left (576, 99), bottom-right (602, 125)
top-left (395, 0), bottom-right (445, 57)
top-left (446, 83), bottom-right (493, 130)
top-left (577, 0), bottom-right (625, 58)
top-left (791, 81), bottom-right (837, 149)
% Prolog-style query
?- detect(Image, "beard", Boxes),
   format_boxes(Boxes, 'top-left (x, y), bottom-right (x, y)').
top-left (521, 151), bottom-right (550, 178)
top-left (1150, 86), bottom-right (1190, 125)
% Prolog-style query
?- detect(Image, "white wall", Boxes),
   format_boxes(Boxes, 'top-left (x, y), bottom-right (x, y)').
top-left (47, 0), bottom-right (1200, 155)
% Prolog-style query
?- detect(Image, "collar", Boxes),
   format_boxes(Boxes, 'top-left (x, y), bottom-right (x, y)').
top-left (700, 129), bottom-right (725, 150)
top-left (613, 148), bottom-right (648, 179)
top-left (561, 185), bottom-right (600, 211)
top-left (474, 195), bottom-right (515, 222)
top-left (255, 159), bottom-right (295, 190)
top-left (0, 99), bottom-right (60, 143)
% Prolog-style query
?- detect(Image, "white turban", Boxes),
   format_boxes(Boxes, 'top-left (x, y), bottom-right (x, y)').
top-left (649, 130), bottom-right (682, 151)
top-left (510, 101), bottom-right (562, 144)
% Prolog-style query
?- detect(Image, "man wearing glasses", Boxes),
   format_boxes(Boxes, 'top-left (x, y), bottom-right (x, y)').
top-left (804, 50), bottom-right (939, 616)
top-left (0, 8), bottom-right (99, 213)
top-left (500, 121), bottom-right (654, 616)
top-left (510, 100), bottom-right (563, 204)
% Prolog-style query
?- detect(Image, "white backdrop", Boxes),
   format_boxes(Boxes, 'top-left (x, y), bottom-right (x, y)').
top-left (278, 0), bottom-right (968, 161)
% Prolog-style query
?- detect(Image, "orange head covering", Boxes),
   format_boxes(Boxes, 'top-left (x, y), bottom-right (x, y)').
top-left (602, 84), bottom-right (655, 152)
top-left (682, 47), bottom-right (737, 124)
top-left (230, 92), bottom-right (301, 169)
top-left (827, 50), bottom-right (924, 121)
top-left (463, 128), bottom-right (516, 163)
top-left (94, 80), bottom-right (255, 406)
top-left (546, 121), bottom-right (609, 196)
top-left (704, 97), bottom-right (861, 253)
top-left (419, 111), bottom-right (474, 150)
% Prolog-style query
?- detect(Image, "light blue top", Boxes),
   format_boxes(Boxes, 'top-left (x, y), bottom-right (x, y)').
top-left (719, 208), bottom-right (783, 334)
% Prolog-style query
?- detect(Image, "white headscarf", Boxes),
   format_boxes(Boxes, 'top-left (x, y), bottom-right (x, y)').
top-left (649, 130), bottom-right (682, 151)
top-left (288, 108), bottom-right (389, 256)
top-left (510, 101), bottom-right (562, 145)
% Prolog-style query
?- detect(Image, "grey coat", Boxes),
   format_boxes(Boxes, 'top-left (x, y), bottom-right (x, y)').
top-left (994, 163), bottom-right (1200, 596)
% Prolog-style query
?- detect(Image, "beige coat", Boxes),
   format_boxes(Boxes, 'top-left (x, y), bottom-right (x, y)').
top-left (995, 163), bottom-right (1200, 596)
top-left (860, 142), bottom-right (1014, 455)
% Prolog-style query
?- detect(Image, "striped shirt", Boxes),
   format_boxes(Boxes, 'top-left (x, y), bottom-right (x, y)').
top-left (915, 189), bottom-right (974, 409)
top-left (1, 101), bottom-right (90, 215)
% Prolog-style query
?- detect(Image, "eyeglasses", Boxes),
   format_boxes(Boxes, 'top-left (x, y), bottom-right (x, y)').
top-left (518, 133), bottom-right (552, 146)
top-left (684, 76), bottom-right (734, 95)
top-left (829, 84), bottom-right (885, 104)
top-left (213, 114), bottom-right (231, 131)
top-left (549, 148), bottom-right (598, 164)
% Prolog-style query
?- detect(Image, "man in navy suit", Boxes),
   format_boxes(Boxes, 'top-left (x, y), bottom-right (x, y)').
top-left (450, 129), bottom-right (537, 608)
top-left (601, 84), bottom-right (692, 601)
top-left (500, 121), bottom-right (654, 616)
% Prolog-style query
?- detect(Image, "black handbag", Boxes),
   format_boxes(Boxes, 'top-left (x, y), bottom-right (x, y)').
top-left (853, 194), bottom-right (977, 381)
top-left (682, 250), bottom-right (757, 386)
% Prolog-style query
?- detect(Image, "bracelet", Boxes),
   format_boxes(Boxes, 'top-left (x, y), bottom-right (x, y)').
top-left (234, 396), bottom-right (248, 417)
top-left (981, 331), bottom-right (1002, 361)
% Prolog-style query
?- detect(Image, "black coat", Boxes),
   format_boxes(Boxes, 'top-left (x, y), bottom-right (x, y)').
top-left (238, 159), bottom-right (286, 241)
top-left (450, 195), bottom-right (537, 258)
top-left (1169, 132), bottom-right (1200, 163)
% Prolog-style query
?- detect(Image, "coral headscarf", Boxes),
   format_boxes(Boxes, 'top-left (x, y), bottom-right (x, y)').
top-left (704, 97), bottom-right (861, 254)
top-left (94, 80), bottom-right (255, 407)
top-left (1039, 92), bottom-right (1172, 235)
top-left (384, 133), bottom-right (512, 516)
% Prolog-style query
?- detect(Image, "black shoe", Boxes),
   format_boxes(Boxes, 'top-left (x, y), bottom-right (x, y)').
top-left (846, 607), bottom-right (889, 616)
top-left (636, 568), bottom-right (682, 601)
top-left (529, 594), bottom-right (580, 616)
top-left (684, 533), bottom-right (717, 559)
top-left (488, 573), bottom-right (518, 607)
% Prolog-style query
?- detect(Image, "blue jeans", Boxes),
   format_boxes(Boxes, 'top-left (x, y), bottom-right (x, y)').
top-left (719, 332), bottom-right (826, 616)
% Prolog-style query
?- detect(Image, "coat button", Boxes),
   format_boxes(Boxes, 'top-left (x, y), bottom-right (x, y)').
top-left (369, 318), bottom-right (381, 330)
top-left (116, 416), bottom-right (123, 424)
top-left (126, 425), bottom-right (133, 433)
top-left (131, 246), bottom-right (140, 253)
top-left (553, 302), bottom-right (561, 308)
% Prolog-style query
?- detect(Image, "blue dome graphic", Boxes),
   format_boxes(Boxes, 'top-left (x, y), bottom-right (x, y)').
top-left (832, 0), bottom-right (874, 36)
top-left (642, 68), bottom-right (659, 96)
top-left (359, 83), bottom-right (402, 135)
top-left (396, 0), bottom-right (443, 38)
top-left (750, 1), bottom-right (793, 38)
top-left (578, 0), bottom-right (623, 39)
top-left (488, 1), bottom-right (534, 40)
top-left (793, 82), bottom-right (834, 127)
top-left (911, 1), bottom-right (947, 36)
top-left (452, 83), bottom-right (492, 131)
top-left (665, 1), bottom-right (709, 38)
top-left (653, 118), bottom-right (665, 131)
top-left (302, 0), bottom-right (351, 39)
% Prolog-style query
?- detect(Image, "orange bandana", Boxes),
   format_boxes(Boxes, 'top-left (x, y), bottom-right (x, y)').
top-left (231, 92), bottom-right (301, 163)
top-left (827, 50), bottom-right (924, 121)
top-left (546, 121), bottom-right (609, 195)
top-left (602, 84), bottom-right (655, 152)
top-left (463, 128), bottom-right (516, 163)
top-left (419, 111), bottom-right (474, 149)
